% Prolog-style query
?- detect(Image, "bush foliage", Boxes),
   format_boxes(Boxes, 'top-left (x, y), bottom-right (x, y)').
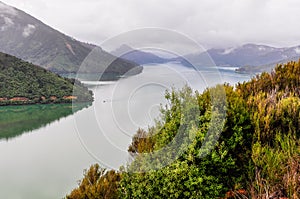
top-left (67, 60), bottom-right (300, 199)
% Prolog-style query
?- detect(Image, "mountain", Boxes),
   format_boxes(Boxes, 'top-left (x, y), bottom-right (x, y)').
top-left (0, 52), bottom-right (93, 105)
top-left (183, 44), bottom-right (300, 72)
top-left (110, 42), bottom-right (300, 74)
top-left (111, 44), bottom-right (169, 65)
top-left (0, 1), bottom-right (141, 78)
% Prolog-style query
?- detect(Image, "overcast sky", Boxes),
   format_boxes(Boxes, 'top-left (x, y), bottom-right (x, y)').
top-left (2, 0), bottom-right (300, 49)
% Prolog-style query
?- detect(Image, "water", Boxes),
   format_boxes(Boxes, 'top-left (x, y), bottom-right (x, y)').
top-left (0, 63), bottom-right (251, 199)
top-left (0, 103), bottom-right (91, 141)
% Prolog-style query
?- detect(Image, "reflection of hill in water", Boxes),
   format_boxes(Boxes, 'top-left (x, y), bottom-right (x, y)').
top-left (0, 103), bottom-right (91, 140)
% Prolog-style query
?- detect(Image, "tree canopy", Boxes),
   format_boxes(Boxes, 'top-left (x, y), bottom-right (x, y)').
top-left (0, 52), bottom-right (93, 105)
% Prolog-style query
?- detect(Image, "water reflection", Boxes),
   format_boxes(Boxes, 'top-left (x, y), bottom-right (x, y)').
top-left (0, 103), bottom-right (91, 140)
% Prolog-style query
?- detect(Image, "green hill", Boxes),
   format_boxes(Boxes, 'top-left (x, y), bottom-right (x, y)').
top-left (0, 52), bottom-right (93, 105)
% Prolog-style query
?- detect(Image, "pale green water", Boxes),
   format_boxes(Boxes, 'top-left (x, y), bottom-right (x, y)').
top-left (0, 103), bottom-right (91, 141)
top-left (0, 63), bottom-right (251, 199)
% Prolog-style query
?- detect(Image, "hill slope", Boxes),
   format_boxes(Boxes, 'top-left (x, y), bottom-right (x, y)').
top-left (236, 55), bottom-right (300, 73)
top-left (0, 1), bottom-right (141, 77)
top-left (0, 52), bottom-right (93, 105)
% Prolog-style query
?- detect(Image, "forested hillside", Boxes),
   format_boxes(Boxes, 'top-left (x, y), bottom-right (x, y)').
top-left (0, 52), bottom-right (93, 105)
top-left (67, 60), bottom-right (300, 199)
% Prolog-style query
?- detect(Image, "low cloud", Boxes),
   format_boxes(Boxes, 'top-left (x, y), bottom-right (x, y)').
top-left (22, 24), bottom-right (36, 37)
top-left (2, 0), bottom-right (300, 48)
top-left (1, 15), bottom-right (14, 31)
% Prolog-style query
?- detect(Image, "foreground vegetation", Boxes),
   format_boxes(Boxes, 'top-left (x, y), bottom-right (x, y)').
top-left (67, 60), bottom-right (300, 199)
top-left (0, 52), bottom-right (93, 105)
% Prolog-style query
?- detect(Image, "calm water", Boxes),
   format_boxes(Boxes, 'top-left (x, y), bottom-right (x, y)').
top-left (0, 63), bottom-right (251, 199)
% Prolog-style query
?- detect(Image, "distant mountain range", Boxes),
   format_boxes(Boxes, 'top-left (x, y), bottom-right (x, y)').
top-left (187, 44), bottom-right (300, 73)
top-left (111, 44), bottom-right (194, 67)
top-left (0, 1), bottom-right (141, 78)
top-left (111, 44), bottom-right (169, 65)
top-left (112, 43), bottom-right (300, 74)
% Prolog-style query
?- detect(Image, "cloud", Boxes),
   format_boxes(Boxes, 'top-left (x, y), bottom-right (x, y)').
top-left (2, 0), bottom-right (300, 48)
top-left (22, 24), bottom-right (36, 37)
top-left (1, 15), bottom-right (14, 31)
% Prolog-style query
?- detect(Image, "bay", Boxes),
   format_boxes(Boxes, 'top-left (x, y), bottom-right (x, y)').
top-left (0, 63), bottom-right (251, 199)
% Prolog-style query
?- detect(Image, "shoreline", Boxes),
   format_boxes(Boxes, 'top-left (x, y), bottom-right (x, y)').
top-left (0, 97), bottom-right (93, 106)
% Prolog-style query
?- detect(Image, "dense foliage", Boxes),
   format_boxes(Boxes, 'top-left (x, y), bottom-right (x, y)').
top-left (67, 60), bottom-right (300, 199)
top-left (66, 164), bottom-right (121, 199)
top-left (0, 52), bottom-right (93, 105)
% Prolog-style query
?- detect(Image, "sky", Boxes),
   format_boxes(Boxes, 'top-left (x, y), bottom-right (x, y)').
top-left (2, 0), bottom-right (300, 49)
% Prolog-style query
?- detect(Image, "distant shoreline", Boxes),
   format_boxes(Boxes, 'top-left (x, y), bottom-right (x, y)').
top-left (0, 96), bottom-right (93, 106)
